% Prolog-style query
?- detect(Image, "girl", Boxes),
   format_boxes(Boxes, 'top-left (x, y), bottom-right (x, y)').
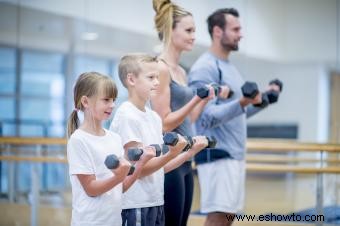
top-left (67, 72), bottom-right (153, 226)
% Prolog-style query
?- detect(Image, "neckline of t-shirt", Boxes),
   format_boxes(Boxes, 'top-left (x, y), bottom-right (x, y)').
top-left (125, 101), bottom-right (149, 117)
top-left (207, 51), bottom-right (230, 63)
top-left (77, 128), bottom-right (109, 139)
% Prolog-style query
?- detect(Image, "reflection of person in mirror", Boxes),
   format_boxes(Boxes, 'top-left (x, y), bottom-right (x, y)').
top-left (189, 8), bottom-right (282, 226)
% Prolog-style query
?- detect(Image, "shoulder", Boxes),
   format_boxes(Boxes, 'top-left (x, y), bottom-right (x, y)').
top-left (67, 130), bottom-right (89, 155)
top-left (68, 129), bottom-right (85, 144)
top-left (148, 107), bottom-right (162, 122)
top-left (114, 102), bottom-right (136, 119)
top-left (190, 52), bottom-right (217, 73)
top-left (189, 53), bottom-right (218, 84)
top-left (111, 102), bottom-right (140, 132)
top-left (156, 60), bottom-right (171, 86)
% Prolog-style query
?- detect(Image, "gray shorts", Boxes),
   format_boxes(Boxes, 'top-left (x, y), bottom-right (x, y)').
top-left (121, 205), bottom-right (164, 226)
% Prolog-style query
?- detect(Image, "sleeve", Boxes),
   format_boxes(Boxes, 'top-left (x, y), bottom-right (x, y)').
top-left (246, 105), bottom-right (264, 118)
top-left (189, 65), bottom-right (245, 129)
top-left (199, 99), bottom-right (245, 129)
top-left (188, 65), bottom-right (217, 89)
top-left (110, 112), bottom-right (142, 146)
top-left (67, 137), bottom-right (94, 175)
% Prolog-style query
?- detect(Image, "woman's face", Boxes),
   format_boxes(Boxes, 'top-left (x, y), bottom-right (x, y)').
top-left (171, 15), bottom-right (196, 51)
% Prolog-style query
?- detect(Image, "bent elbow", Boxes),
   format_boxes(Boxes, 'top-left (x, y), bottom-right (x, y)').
top-left (84, 188), bottom-right (99, 197)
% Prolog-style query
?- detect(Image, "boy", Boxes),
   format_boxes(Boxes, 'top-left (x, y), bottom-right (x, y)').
top-left (110, 53), bottom-right (208, 226)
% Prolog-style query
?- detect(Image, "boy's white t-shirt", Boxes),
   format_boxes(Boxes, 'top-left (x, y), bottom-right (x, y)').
top-left (110, 101), bottom-right (164, 209)
top-left (67, 128), bottom-right (124, 226)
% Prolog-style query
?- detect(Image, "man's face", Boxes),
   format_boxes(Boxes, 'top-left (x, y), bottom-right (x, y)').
top-left (220, 14), bottom-right (242, 51)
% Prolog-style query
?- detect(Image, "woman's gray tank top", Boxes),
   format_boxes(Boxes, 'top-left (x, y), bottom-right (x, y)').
top-left (169, 79), bottom-right (194, 137)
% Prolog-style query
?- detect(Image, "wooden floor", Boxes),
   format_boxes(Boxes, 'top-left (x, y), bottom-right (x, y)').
top-left (0, 174), bottom-right (327, 226)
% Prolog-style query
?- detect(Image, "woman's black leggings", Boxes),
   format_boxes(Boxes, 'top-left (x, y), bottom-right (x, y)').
top-left (164, 161), bottom-right (194, 226)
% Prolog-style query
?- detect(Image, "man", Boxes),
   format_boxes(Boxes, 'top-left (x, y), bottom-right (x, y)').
top-left (188, 8), bottom-right (281, 226)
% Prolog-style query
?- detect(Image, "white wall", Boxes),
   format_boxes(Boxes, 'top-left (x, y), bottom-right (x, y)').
top-left (233, 55), bottom-right (329, 142)
top-left (5, 0), bottom-right (338, 63)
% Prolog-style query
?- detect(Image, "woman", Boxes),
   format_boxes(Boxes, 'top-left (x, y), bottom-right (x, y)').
top-left (151, 0), bottom-right (231, 225)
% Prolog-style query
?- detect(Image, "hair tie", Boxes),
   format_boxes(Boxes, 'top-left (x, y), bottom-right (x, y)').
top-left (74, 108), bottom-right (79, 112)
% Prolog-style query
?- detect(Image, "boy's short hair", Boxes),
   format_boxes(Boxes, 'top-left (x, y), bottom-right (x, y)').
top-left (118, 53), bottom-right (158, 88)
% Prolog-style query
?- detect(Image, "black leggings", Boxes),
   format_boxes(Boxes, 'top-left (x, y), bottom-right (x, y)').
top-left (164, 161), bottom-right (194, 226)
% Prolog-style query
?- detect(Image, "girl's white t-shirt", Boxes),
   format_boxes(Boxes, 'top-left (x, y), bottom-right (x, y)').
top-left (67, 128), bottom-right (124, 226)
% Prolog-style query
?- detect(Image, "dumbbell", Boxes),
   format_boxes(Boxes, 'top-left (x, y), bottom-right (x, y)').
top-left (182, 135), bottom-right (217, 152)
top-left (161, 132), bottom-right (188, 154)
top-left (104, 154), bottom-right (135, 175)
top-left (254, 79), bottom-right (283, 108)
top-left (126, 132), bottom-right (179, 162)
top-left (163, 132), bottom-right (181, 146)
top-left (267, 79), bottom-right (283, 104)
top-left (211, 83), bottom-right (234, 98)
top-left (241, 81), bottom-right (259, 99)
top-left (197, 84), bottom-right (234, 99)
top-left (127, 144), bottom-right (165, 161)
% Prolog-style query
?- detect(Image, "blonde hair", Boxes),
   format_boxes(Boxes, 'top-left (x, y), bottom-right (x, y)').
top-left (67, 72), bottom-right (118, 138)
top-left (152, 0), bottom-right (192, 46)
top-left (118, 53), bottom-right (158, 88)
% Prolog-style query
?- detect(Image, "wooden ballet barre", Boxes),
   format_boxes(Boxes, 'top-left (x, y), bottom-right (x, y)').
top-left (246, 163), bottom-right (340, 174)
top-left (247, 139), bottom-right (340, 152)
top-left (246, 155), bottom-right (340, 164)
top-left (0, 156), bottom-right (67, 163)
top-left (0, 148), bottom-right (67, 154)
top-left (0, 137), bottom-right (66, 145)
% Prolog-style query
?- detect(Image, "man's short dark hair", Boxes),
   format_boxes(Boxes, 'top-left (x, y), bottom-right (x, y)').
top-left (207, 8), bottom-right (239, 38)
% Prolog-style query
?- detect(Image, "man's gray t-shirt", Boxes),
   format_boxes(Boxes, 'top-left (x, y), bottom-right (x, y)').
top-left (189, 52), bottom-right (260, 160)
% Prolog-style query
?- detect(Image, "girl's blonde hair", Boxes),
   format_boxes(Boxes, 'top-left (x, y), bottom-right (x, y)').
top-left (67, 72), bottom-right (118, 138)
top-left (152, 0), bottom-right (192, 47)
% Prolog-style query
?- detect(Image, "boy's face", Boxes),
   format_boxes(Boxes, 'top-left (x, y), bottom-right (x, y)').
top-left (133, 62), bottom-right (160, 100)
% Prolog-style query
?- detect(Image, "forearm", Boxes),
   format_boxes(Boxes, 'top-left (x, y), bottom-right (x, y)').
top-left (122, 161), bottom-right (144, 192)
top-left (246, 104), bottom-right (264, 118)
top-left (164, 151), bottom-right (191, 173)
top-left (139, 150), bottom-right (177, 177)
top-left (190, 99), bottom-right (209, 123)
top-left (201, 99), bottom-right (245, 129)
top-left (162, 95), bottom-right (201, 132)
top-left (122, 149), bottom-right (157, 192)
top-left (84, 176), bottom-right (123, 197)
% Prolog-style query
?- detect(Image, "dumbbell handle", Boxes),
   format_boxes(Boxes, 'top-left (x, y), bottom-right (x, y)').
top-left (127, 145), bottom-right (163, 161)
top-left (183, 136), bottom-right (217, 151)
top-left (253, 92), bottom-right (269, 108)
top-left (211, 83), bottom-right (234, 99)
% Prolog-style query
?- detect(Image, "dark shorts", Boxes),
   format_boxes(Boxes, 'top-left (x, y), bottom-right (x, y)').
top-left (121, 205), bottom-right (165, 226)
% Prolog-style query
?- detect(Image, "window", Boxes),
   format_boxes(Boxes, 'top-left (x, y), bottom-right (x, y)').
top-left (20, 50), bottom-right (65, 137)
top-left (0, 47), bottom-right (16, 136)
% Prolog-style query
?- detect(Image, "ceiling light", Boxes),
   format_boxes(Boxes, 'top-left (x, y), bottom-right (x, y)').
top-left (81, 32), bottom-right (98, 41)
